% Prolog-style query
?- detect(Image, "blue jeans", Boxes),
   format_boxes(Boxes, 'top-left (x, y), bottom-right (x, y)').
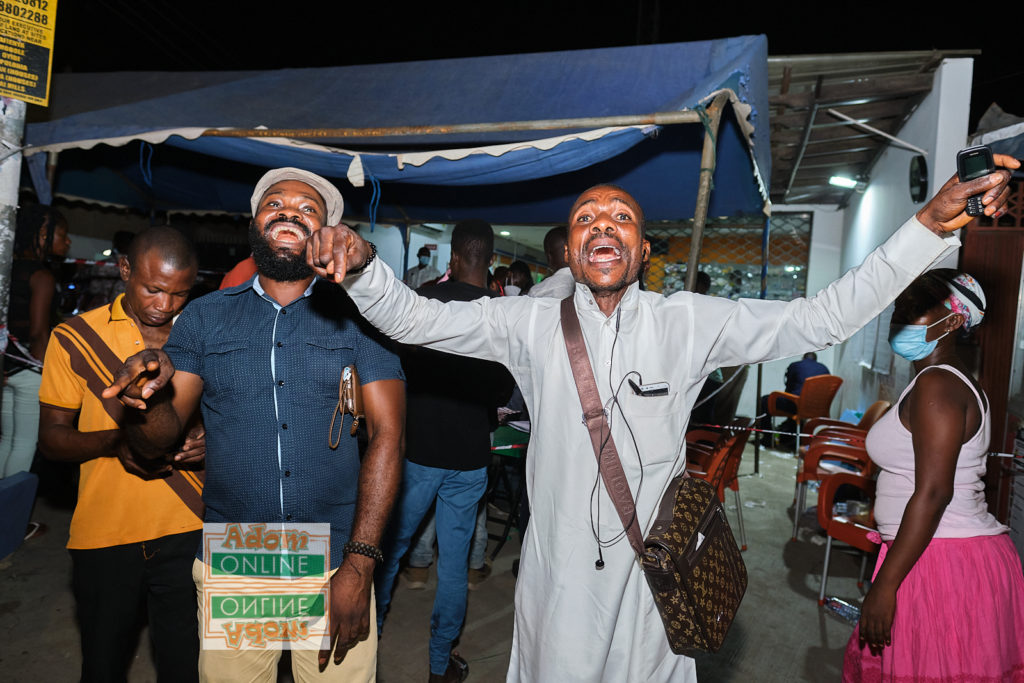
top-left (376, 461), bottom-right (488, 675)
top-left (0, 370), bottom-right (41, 477)
top-left (408, 504), bottom-right (489, 570)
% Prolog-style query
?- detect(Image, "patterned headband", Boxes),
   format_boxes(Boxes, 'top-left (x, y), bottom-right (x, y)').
top-left (944, 273), bottom-right (986, 330)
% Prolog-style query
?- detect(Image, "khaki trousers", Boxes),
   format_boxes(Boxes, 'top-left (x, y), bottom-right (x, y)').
top-left (192, 558), bottom-right (377, 683)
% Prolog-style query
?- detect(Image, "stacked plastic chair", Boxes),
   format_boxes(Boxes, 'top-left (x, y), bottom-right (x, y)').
top-left (791, 401), bottom-right (890, 539)
top-left (684, 417), bottom-right (754, 550)
top-left (816, 472), bottom-right (880, 604)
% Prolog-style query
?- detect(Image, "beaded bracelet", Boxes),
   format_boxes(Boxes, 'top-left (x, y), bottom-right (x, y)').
top-left (343, 540), bottom-right (384, 564)
top-left (349, 241), bottom-right (377, 274)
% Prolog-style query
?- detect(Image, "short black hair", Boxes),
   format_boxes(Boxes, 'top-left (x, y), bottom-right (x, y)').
top-left (112, 230), bottom-right (135, 254)
top-left (543, 225), bottom-right (567, 254)
top-left (126, 226), bottom-right (198, 272)
top-left (451, 219), bottom-right (494, 265)
top-left (417, 246), bottom-right (431, 257)
top-left (696, 271), bottom-right (711, 291)
top-left (803, 352), bottom-right (817, 361)
top-left (508, 260), bottom-right (533, 292)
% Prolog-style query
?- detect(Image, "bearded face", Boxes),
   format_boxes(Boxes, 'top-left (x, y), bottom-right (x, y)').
top-left (249, 180), bottom-right (326, 282)
top-left (248, 217), bottom-right (314, 282)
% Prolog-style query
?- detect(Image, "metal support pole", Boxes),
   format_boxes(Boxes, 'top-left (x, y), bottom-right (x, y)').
top-left (752, 213), bottom-right (771, 474)
top-left (45, 150), bottom-right (57, 190)
top-left (0, 97), bottom-right (26, 376)
top-left (684, 93), bottom-right (728, 293)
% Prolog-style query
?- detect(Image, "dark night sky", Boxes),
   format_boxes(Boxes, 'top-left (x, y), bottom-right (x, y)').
top-left (52, 1), bottom-right (1024, 132)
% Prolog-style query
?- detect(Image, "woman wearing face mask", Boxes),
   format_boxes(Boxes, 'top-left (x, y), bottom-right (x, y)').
top-left (504, 260), bottom-right (532, 296)
top-left (843, 269), bottom-right (1024, 682)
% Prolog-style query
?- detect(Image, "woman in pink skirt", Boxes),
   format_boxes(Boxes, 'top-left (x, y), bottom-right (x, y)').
top-left (843, 269), bottom-right (1024, 682)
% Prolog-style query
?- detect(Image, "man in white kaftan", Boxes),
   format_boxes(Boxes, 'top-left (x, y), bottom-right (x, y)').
top-left (306, 168), bottom-right (1015, 682)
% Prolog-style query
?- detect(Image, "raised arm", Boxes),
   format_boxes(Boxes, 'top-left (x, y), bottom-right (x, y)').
top-left (915, 153), bottom-right (1018, 232)
top-left (319, 378), bottom-right (405, 670)
top-left (700, 155), bottom-right (1019, 373)
top-left (308, 224), bottom-right (525, 366)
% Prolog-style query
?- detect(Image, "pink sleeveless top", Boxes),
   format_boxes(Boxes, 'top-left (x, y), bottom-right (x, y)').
top-left (867, 364), bottom-right (1009, 541)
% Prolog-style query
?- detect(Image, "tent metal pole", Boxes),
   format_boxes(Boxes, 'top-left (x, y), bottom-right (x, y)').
top-left (198, 110), bottom-right (707, 139)
top-left (0, 98), bottom-right (26, 375)
top-left (683, 92), bottom-right (728, 293)
top-left (753, 213), bottom-right (771, 475)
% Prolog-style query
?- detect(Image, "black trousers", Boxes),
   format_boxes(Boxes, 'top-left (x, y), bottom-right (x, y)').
top-left (70, 529), bottom-right (201, 683)
top-left (758, 394), bottom-right (798, 444)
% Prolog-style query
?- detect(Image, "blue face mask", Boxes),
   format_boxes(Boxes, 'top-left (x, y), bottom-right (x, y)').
top-left (418, 255), bottom-right (430, 267)
top-left (888, 312), bottom-right (954, 361)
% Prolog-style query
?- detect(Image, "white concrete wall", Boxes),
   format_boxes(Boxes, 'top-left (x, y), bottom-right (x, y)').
top-left (733, 58), bottom-right (973, 422)
top-left (407, 225), bottom-right (453, 279)
top-left (735, 204), bottom-right (847, 418)
top-left (830, 57), bottom-right (973, 416)
top-left (350, 222), bottom-right (407, 277)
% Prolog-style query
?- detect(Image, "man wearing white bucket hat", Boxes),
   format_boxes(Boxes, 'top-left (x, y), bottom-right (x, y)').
top-left (104, 167), bottom-right (406, 682)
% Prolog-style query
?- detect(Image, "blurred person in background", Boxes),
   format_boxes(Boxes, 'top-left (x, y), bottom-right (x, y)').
top-left (504, 260), bottom-right (533, 296)
top-left (0, 204), bottom-right (71, 477)
top-left (528, 226), bottom-right (574, 299)
top-left (406, 246), bottom-right (441, 289)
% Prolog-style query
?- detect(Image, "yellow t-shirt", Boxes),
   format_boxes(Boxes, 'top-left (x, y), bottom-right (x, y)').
top-left (39, 295), bottom-right (203, 549)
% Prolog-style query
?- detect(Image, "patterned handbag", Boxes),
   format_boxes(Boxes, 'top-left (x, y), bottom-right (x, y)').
top-left (560, 297), bottom-right (747, 654)
top-left (641, 473), bottom-right (747, 653)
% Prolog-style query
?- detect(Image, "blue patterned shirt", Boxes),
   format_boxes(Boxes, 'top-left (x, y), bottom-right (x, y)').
top-left (164, 276), bottom-right (404, 567)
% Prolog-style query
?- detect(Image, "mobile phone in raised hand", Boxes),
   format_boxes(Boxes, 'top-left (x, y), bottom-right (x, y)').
top-left (956, 145), bottom-right (996, 217)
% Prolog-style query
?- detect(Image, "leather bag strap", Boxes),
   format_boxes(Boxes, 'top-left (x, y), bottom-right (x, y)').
top-left (559, 296), bottom-right (645, 557)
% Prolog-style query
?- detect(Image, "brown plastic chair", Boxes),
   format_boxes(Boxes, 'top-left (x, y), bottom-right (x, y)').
top-left (791, 400), bottom-right (890, 539)
top-left (766, 373), bottom-right (844, 511)
top-left (766, 374), bottom-right (844, 454)
top-left (685, 417), bottom-right (754, 550)
top-left (816, 472), bottom-right (880, 605)
top-left (800, 400), bottom-right (891, 441)
top-left (793, 441), bottom-right (874, 539)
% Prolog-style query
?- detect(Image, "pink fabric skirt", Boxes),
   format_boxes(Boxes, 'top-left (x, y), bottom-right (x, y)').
top-left (843, 534), bottom-right (1024, 682)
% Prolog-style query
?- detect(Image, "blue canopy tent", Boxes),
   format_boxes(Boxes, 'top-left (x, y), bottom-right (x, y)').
top-left (23, 35), bottom-right (770, 288)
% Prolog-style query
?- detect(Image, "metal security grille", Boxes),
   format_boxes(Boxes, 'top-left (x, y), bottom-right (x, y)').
top-left (644, 212), bottom-right (812, 301)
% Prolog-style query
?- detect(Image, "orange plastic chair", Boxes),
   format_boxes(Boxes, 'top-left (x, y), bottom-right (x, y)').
top-left (797, 400), bottom-right (891, 459)
top-left (793, 441), bottom-right (874, 539)
top-left (816, 472), bottom-right (880, 604)
top-left (800, 400), bottom-right (891, 441)
top-left (685, 417), bottom-right (754, 550)
top-left (766, 374), bottom-right (844, 455)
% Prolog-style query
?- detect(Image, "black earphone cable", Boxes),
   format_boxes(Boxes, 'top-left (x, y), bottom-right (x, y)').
top-left (590, 307), bottom-right (646, 568)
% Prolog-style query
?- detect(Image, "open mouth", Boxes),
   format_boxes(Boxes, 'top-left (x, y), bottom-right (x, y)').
top-left (588, 245), bottom-right (622, 263)
top-left (268, 222), bottom-right (308, 243)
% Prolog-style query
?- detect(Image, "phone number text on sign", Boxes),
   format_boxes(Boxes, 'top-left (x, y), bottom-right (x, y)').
top-left (0, 0), bottom-right (49, 25)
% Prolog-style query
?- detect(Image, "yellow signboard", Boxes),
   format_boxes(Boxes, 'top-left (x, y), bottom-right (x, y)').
top-left (0, 0), bottom-right (56, 106)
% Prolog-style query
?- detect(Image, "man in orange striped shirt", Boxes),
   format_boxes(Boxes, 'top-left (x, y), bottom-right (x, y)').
top-left (38, 226), bottom-right (204, 683)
